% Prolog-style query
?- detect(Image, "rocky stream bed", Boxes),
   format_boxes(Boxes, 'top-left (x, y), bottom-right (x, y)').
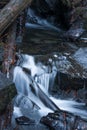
top-left (0, 0), bottom-right (87, 130)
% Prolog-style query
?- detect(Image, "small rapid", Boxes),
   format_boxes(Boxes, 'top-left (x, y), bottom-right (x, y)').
top-left (13, 54), bottom-right (87, 120)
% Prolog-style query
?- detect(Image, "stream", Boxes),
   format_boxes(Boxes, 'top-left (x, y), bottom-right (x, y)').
top-left (11, 53), bottom-right (87, 130)
top-left (1, 0), bottom-right (87, 129)
top-left (11, 4), bottom-right (87, 129)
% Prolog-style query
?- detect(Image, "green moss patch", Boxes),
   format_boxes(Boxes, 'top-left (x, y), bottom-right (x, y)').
top-left (0, 84), bottom-right (17, 115)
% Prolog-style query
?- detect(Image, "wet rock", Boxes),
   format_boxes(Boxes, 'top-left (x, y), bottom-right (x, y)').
top-left (40, 116), bottom-right (61, 130)
top-left (40, 111), bottom-right (87, 130)
top-left (56, 71), bottom-right (86, 92)
top-left (73, 48), bottom-right (87, 69)
top-left (40, 111), bottom-right (73, 130)
top-left (14, 94), bottom-right (40, 112)
top-left (15, 116), bottom-right (35, 125)
top-left (64, 28), bottom-right (84, 41)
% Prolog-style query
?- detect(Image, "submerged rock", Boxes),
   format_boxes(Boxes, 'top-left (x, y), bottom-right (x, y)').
top-left (15, 116), bottom-right (35, 125)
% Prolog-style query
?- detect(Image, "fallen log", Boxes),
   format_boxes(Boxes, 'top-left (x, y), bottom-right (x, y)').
top-left (0, 0), bottom-right (32, 36)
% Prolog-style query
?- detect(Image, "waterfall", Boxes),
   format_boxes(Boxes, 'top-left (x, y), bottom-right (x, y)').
top-left (13, 54), bottom-right (59, 111)
top-left (16, 54), bottom-right (57, 94)
top-left (13, 54), bottom-right (87, 119)
top-left (35, 73), bottom-right (50, 94)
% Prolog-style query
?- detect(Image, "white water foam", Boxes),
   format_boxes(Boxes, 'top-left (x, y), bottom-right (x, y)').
top-left (50, 97), bottom-right (87, 119)
top-left (13, 54), bottom-right (87, 119)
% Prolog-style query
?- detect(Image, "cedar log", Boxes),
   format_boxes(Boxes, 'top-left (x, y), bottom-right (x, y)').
top-left (0, 0), bottom-right (32, 36)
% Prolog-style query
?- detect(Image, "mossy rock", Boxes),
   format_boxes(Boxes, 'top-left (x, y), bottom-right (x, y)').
top-left (0, 84), bottom-right (17, 115)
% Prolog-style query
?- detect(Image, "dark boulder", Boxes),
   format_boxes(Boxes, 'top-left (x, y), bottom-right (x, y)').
top-left (40, 111), bottom-right (87, 130)
top-left (15, 116), bottom-right (35, 125)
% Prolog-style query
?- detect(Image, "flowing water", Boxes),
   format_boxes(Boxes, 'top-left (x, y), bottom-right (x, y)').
top-left (13, 54), bottom-right (87, 123)
top-left (26, 8), bottom-right (62, 33)
top-left (12, 2), bottom-right (87, 129)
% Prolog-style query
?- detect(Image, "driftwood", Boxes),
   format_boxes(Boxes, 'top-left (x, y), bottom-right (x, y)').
top-left (0, 0), bottom-right (32, 36)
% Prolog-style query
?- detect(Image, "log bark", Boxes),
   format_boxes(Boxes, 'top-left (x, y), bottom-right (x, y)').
top-left (2, 22), bottom-right (16, 77)
top-left (0, 0), bottom-right (32, 36)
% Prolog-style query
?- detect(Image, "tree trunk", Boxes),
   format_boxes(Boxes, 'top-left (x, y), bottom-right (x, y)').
top-left (0, 0), bottom-right (32, 36)
top-left (2, 22), bottom-right (16, 77)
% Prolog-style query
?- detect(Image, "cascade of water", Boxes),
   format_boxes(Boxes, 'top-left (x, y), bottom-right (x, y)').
top-left (13, 65), bottom-right (59, 111)
top-left (20, 54), bottom-right (45, 77)
top-left (17, 54), bottom-right (57, 94)
top-left (13, 54), bottom-right (87, 119)
top-left (35, 73), bottom-right (50, 94)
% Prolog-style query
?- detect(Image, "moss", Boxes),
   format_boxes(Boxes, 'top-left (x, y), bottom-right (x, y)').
top-left (75, 7), bottom-right (83, 15)
top-left (83, 20), bottom-right (87, 30)
top-left (0, 84), bottom-right (17, 115)
top-left (61, 0), bottom-right (71, 8)
top-left (0, 42), bottom-right (4, 46)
